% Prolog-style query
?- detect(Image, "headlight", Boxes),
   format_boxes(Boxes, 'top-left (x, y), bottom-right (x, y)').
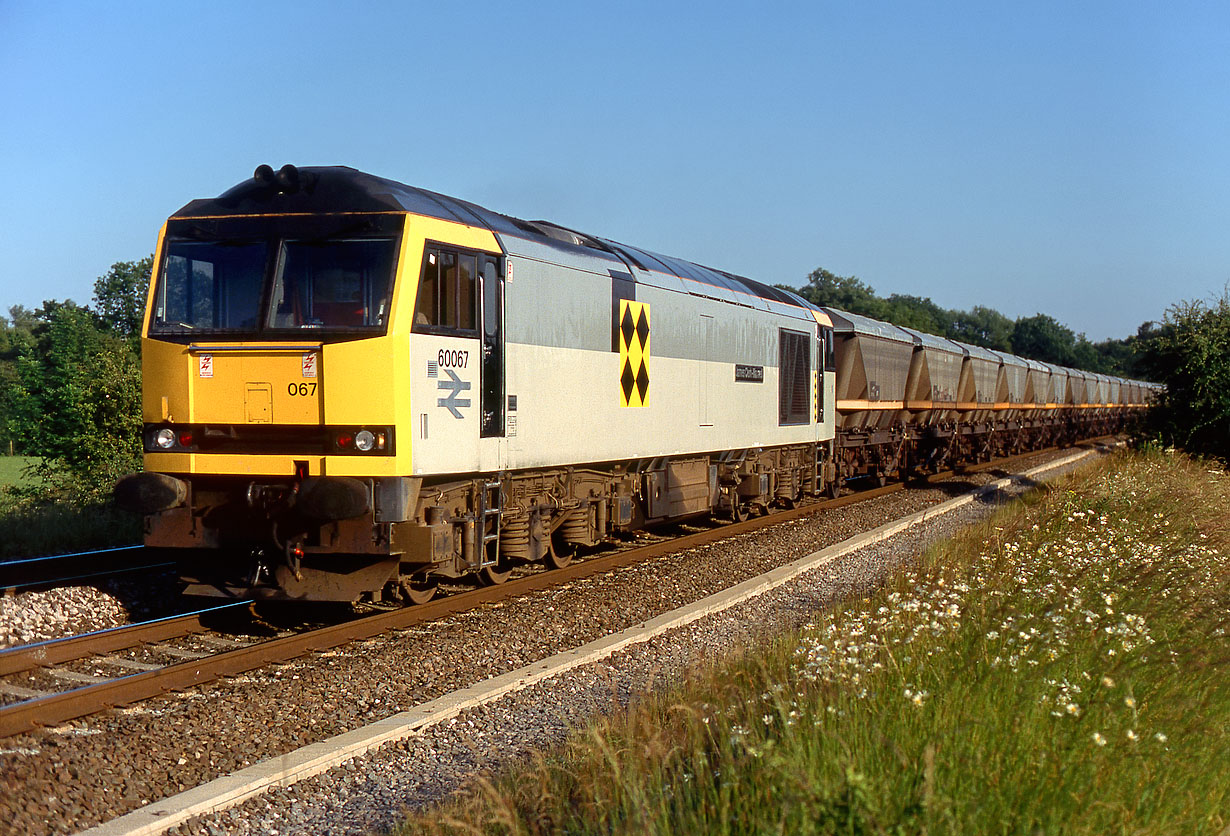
top-left (332, 427), bottom-right (391, 453)
top-left (155, 428), bottom-right (176, 449)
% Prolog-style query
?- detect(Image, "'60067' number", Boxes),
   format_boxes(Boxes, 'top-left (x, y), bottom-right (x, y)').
top-left (438, 349), bottom-right (468, 368)
top-left (288, 383), bottom-right (317, 396)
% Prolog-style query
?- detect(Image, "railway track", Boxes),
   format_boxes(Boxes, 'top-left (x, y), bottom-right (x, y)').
top-left (0, 545), bottom-right (164, 594)
top-left (0, 439), bottom-right (1116, 739)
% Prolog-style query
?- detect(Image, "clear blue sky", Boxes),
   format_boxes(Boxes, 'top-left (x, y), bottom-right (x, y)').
top-left (2, 0), bottom-right (1228, 341)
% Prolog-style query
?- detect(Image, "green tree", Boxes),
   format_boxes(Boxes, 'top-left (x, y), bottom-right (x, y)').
top-left (92, 255), bottom-right (152, 344)
top-left (8, 301), bottom-right (141, 498)
top-left (883, 293), bottom-right (951, 334)
top-left (1088, 337), bottom-right (1131, 376)
top-left (0, 312), bottom-right (28, 453)
top-left (1010, 314), bottom-right (1078, 366)
top-left (1136, 291), bottom-right (1230, 460)
top-left (1071, 335), bottom-right (1103, 372)
top-left (1, 256), bottom-right (148, 497)
top-left (796, 268), bottom-right (888, 319)
top-left (0, 305), bottom-right (48, 454)
top-left (947, 305), bottom-right (1014, 351)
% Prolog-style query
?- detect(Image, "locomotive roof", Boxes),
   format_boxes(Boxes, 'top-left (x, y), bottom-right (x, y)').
top-left (174, 165), bottom-right (821, 317)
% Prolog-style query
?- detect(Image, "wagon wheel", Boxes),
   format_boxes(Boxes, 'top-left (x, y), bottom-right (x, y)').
top-left (824, 477), bottom-right (840, 500)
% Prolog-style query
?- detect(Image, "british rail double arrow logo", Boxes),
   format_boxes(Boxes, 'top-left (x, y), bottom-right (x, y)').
top-left (437, 369), bottom-right (471, 419)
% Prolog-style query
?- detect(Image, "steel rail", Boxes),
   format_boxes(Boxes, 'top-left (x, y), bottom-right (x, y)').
top-left (0, 602), bottom-right (251, 677)
top-left (1, 545), bottom-right (143, 565)
top-left (0, 438), bottom-right (1117, 738)
top-left (0, 545), bottom-right (161, 592)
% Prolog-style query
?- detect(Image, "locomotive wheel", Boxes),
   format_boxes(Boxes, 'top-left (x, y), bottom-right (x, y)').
top-left (727, 500), bottom-right (747, 523)
top-left (544, 538), bottom-right (575, 570)
top-left (400, 577), bottom-right (438, 605)
top-left (479, 563), bottom-right (511, 586)
top-left (824, 478), bottom-right (839, 500)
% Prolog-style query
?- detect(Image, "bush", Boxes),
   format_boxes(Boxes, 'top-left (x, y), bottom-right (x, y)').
top-left (11, 304), bottom-right (142, 501)
top-left (1136, 289), bottom-right (1230, 461)
top-left (1, 258), bottom-right (149, 503)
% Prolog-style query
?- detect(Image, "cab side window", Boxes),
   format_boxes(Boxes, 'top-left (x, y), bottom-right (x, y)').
top-left (415, 246), bottom-right (479, 335)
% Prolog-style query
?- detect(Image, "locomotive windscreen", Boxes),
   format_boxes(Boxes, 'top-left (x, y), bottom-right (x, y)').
top-left (155, 241), bottom-right (267, 331)
top-left (150, 214), bottom-right (402, 339)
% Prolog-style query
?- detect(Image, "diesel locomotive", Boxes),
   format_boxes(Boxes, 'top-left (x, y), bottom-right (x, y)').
top-left (115, 165), bottom-right (1156, 603)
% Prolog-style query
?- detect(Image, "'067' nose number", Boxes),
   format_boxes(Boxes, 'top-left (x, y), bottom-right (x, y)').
top-left (288, 383), bottom-right (317, 396)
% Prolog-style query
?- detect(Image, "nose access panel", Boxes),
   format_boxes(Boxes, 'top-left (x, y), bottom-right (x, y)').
top-left (245, 383), bottom-right (273, 423)
top-left (188, 346), bottom-right (323, 425)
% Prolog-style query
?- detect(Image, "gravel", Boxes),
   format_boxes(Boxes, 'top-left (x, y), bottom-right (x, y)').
top-left (0, 572), bottom-right (179, 649)
top-left (0, 447), bottom-right (1106, 836)
top-left (174, 499), bottom-right (1001, 836)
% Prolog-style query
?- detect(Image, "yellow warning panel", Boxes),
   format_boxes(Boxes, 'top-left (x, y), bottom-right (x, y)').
top-left (618, 300), bottom-right (650, 407)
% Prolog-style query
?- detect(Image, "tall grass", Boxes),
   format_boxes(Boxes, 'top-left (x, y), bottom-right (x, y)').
top-left (399, 449), bottom-right (1230, 835)
top-left (0, 471), bottom-right (140, 560)
top-left (0, 499), bottom-right (140, 560)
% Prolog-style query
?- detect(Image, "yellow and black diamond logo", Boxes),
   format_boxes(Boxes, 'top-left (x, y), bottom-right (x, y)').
top-left (618, 300), bottom-right (650, 407)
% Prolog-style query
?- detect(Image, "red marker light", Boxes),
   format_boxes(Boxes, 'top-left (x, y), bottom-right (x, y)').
top-left (336, 433), bottom-right (353, 449)
top-left (177, 430), bottom-right (194, 448)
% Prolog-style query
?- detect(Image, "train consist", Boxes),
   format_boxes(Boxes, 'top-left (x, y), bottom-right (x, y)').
top-left (115, 165), bottom-right (1158, 603)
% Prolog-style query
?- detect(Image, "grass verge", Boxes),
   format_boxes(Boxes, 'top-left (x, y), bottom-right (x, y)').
top-left (0, 456), bottom-right (40, 489)
top-left (398, 449), bottom-right (1229, 835)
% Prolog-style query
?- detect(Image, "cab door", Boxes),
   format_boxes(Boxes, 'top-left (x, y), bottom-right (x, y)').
top-left (480, 256), bottom-right (504, 438)
top-left (410, 246), bottom-right (484, 475)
